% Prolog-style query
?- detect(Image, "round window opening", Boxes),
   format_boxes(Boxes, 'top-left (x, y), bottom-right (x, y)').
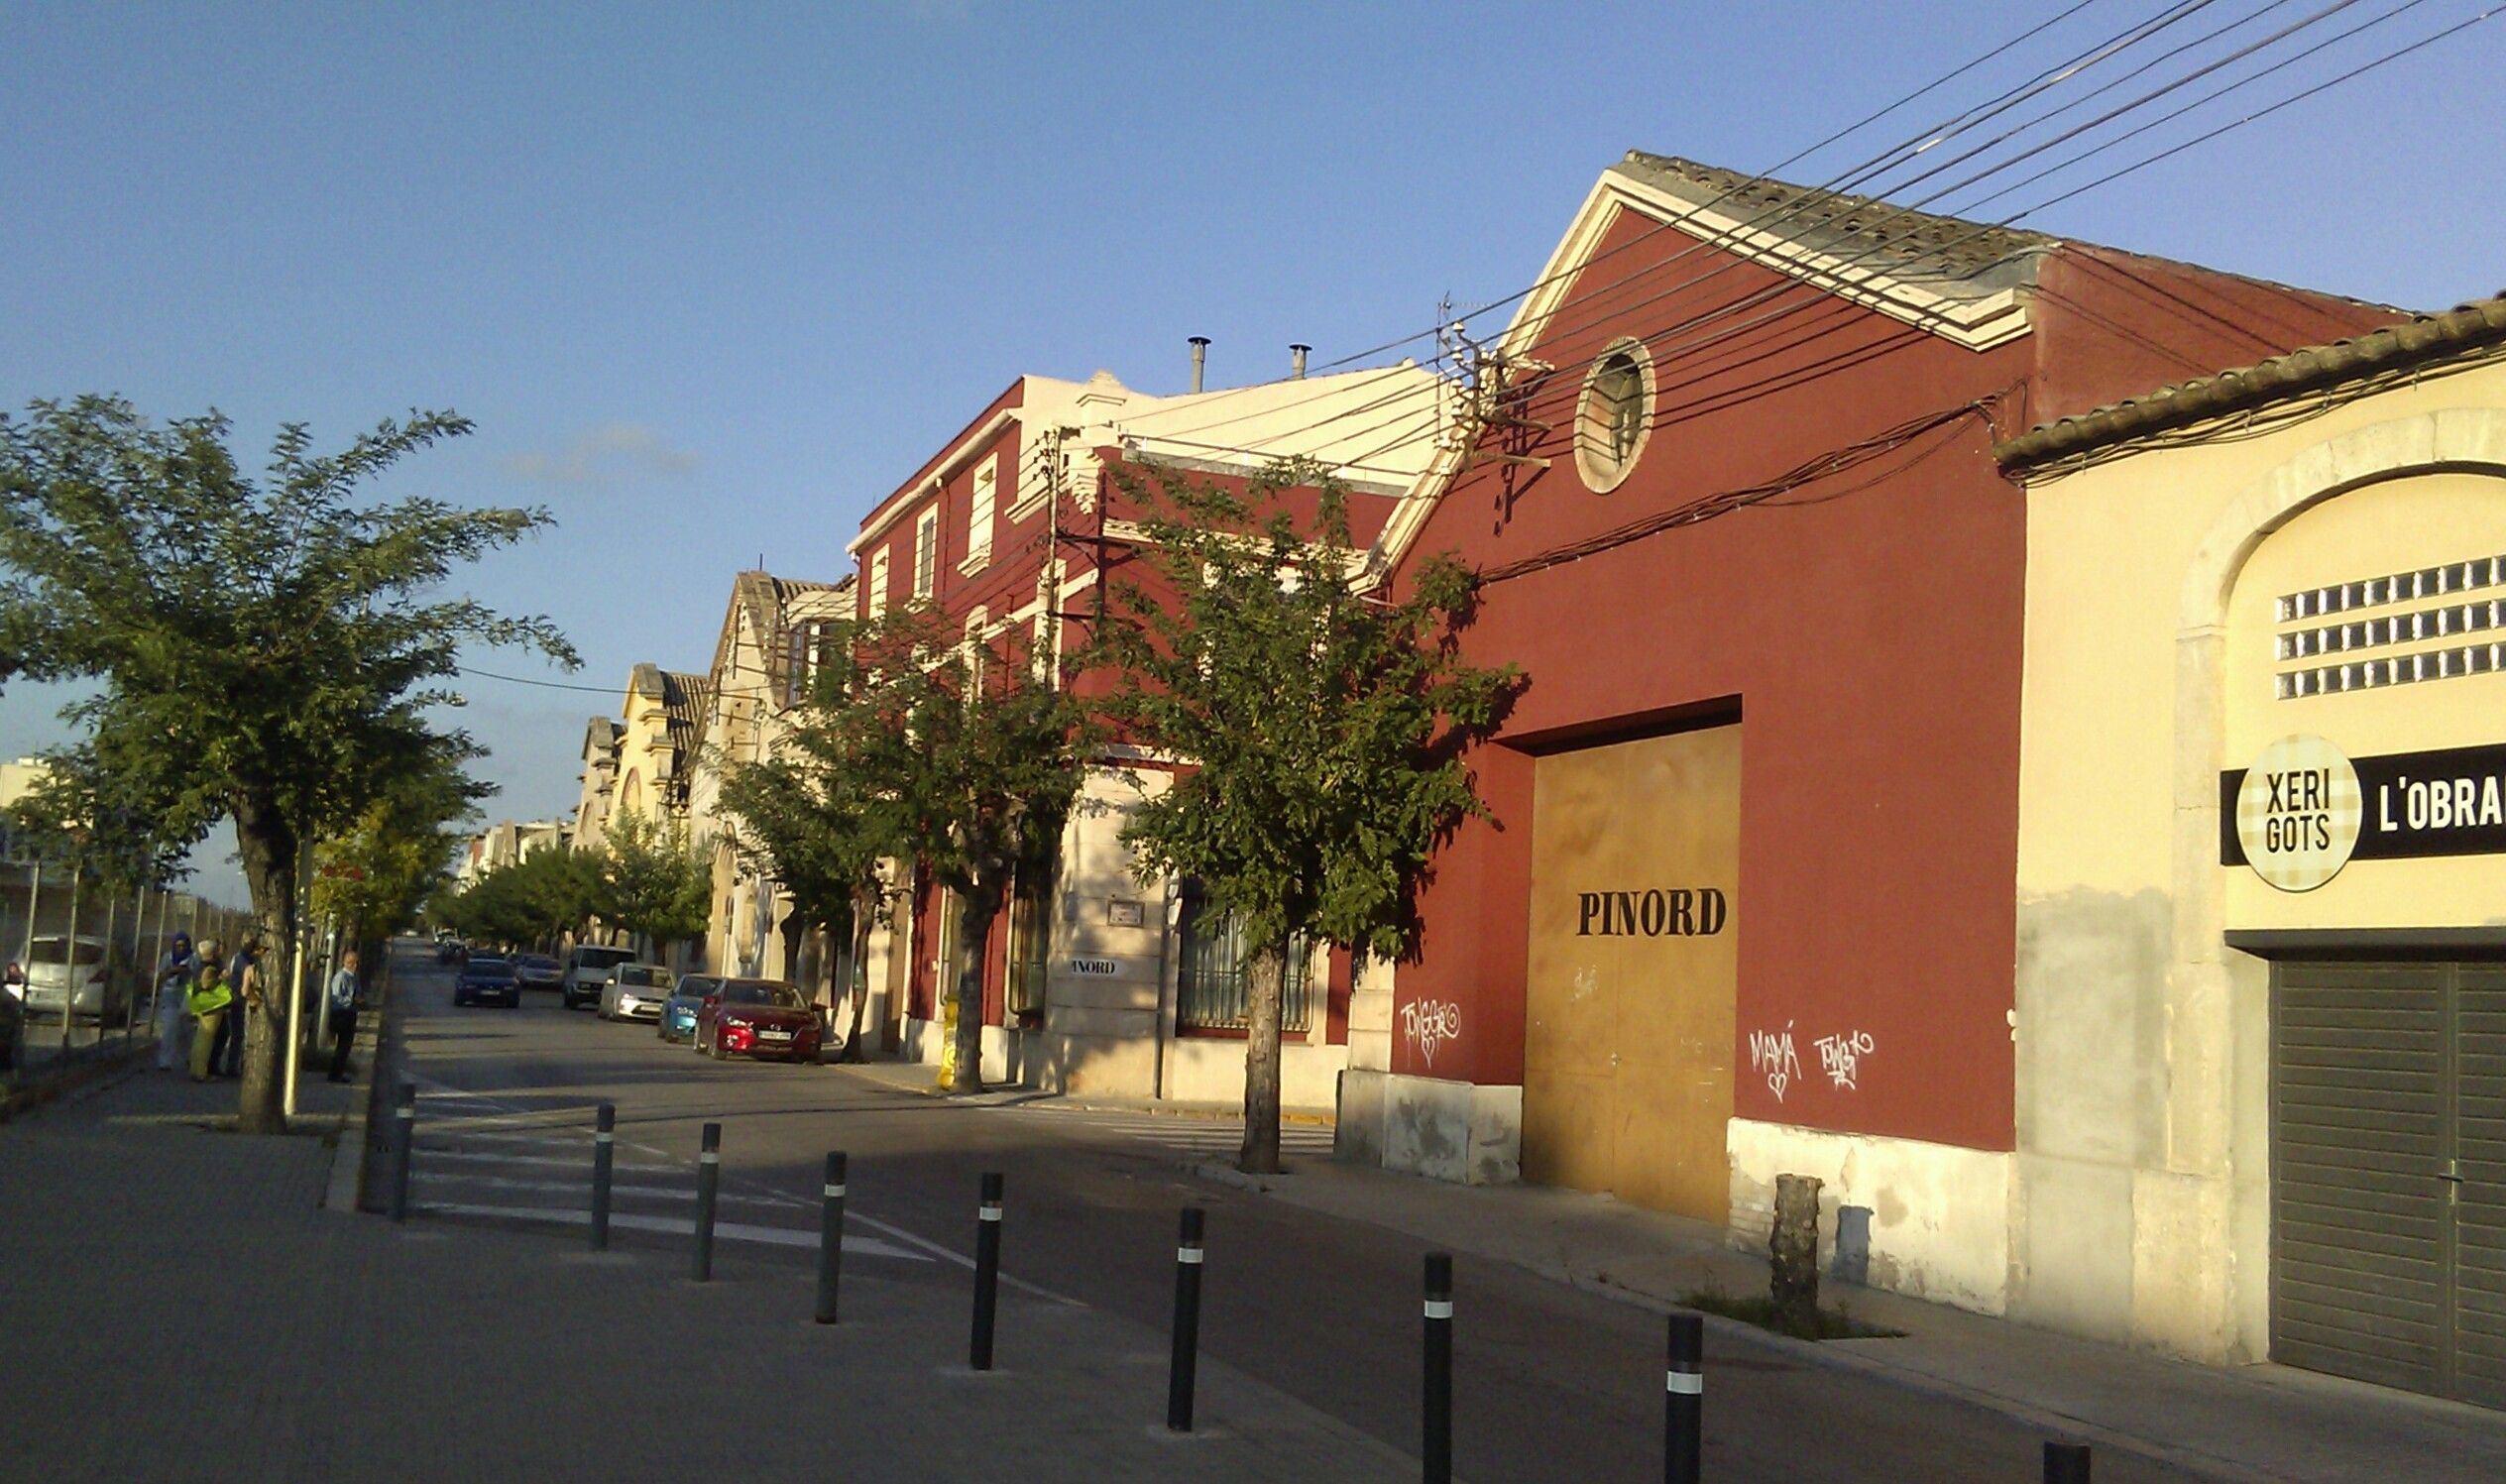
top-left (1575, 339), bottom-right (1653, 492)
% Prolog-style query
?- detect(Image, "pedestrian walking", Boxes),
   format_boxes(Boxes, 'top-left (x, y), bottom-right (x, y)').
top-left (325, 949), bottom-right (361, 1084)
top-left (186, 959), bottom-right (232, 1084)
top-left (215, 936), bottom-right (261, 1078)
top-left (154, 931), bottom-right (196, 1073)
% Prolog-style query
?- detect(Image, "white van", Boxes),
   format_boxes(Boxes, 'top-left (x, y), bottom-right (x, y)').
top-left (560, 945), bottom-right (641, 1010)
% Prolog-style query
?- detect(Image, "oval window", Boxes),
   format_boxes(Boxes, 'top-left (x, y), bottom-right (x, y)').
top-left (1575, 339), bottom-right (1653, 493)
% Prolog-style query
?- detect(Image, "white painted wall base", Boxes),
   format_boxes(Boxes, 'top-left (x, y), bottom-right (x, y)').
top-left (1338, 1069), bottom-right (1522, 1185)
top-left (1163, 1037), bottom-right (1341, 1110)
top-left (1726, 1117), bottom-right (2012, 1316)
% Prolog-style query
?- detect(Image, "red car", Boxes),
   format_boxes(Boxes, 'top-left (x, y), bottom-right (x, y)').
top-left (694, 979), bottom-right (822, 1064)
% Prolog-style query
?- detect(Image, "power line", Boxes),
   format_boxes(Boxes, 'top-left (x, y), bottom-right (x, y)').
top-left (1176, 0), bottom-right (2459, 477)
top-left (456, 665), bottom-right (618, 696)
top-left (1134, 0), bottom-right (2359, 458)
top-left (1110, 0), bottom-right (2166, 435)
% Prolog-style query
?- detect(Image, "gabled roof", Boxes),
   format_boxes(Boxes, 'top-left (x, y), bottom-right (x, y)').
top-left (1998, 292), bottom-right (2506, 469)
top-left (1614, 152), bottom-right (2051, 296)
top-left (710, 569), bottom-right (854, 682)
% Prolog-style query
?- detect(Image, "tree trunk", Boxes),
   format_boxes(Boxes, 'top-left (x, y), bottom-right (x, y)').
top-left (229, 795), bottom-right (295, 1136)
top-left (1238, 938), bottom-right (1287, 1175)
top-left (842, 889), bottom-right (874, 1064)
top-left (1770, 1172), bottom-right (1825, 1338)
top-left (947, 879), bottom-right (1000, 1093)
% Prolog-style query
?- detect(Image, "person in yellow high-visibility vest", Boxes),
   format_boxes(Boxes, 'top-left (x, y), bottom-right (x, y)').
top-left (186, 959), bottom-right (232, 1084)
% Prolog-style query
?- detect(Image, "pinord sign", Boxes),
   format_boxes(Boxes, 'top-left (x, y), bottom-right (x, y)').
top-left (2221, 734), bottom-right (2506, 892)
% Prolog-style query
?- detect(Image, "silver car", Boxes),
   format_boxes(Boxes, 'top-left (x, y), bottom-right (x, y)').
top-left (599, 963), bottom-right (676, 1022)
top-left (19, 936), bottom-right (133, 1024)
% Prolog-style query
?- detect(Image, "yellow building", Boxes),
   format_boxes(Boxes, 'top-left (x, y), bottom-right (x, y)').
top-left (682, 570), bottom-right (854, 992)
top-left (1998, 296), bottom-right (2506, 1405)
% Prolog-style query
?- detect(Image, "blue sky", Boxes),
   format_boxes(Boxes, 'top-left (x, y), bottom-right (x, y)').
top-left (2, 1), bottom-right (2499, 903)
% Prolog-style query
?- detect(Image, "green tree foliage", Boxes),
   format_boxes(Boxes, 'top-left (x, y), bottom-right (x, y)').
top-left (718, 623), bottom-right (901, 1059)
top-left (311, 735), bottom-right (491, 950)
top-left (434, 846), bottom-right (598, 952)
top-left (0, 397), bottom-right (574, 1132)
top-left (1096, 460), bottom-right (1520, 1173)
top-left (843, 607), bottom-right (1089, 1091)
top-left (595, 809), bottom-right (709, 959)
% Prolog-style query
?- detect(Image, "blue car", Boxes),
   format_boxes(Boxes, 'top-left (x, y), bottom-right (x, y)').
top-left (658, 973), bottom-right (717, 1044)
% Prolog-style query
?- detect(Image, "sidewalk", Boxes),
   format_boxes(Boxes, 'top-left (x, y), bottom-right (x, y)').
top-left (1183, 1140), bottom-right (2506, 1484)
top-left (837, 1055), bottom-right (1336, 1124)
top-left (0, 1068), bottom-right (1420, 1483)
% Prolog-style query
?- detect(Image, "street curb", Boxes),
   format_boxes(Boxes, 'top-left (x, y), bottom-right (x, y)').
top-left (1188, 1159), bottom-right (1277, 1194)
top-left (318, 1003), bottom-right (379, 1212)
top-left (1221, 1168), bottom-right (2275, 1484)
top-left (0, 1038), bottom-right (157, 1123)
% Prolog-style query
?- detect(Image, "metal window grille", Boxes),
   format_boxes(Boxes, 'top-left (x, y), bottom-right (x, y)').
top-left (1175, 883), bottom-right (1309, 1033)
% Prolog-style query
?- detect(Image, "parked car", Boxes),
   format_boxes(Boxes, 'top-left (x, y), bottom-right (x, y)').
top-left (453, 956), bottom-right (520, 1008)
top-left (658, 974), bottom-right (717, 1044)
top-left (19, 936), bottom-right (134, 1024)
top-left (513, 953), bottom-right (564, 993)
top-left (694, 979), bottom-right (821, 1063)
top-left (599, 963), bottom-right (676, 1022)
top-left (560, 945), bottom-right (641, 1010)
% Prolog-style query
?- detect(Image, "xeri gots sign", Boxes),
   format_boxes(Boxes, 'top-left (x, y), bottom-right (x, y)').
top-left (2232, 735), bottom-right (2362, 892)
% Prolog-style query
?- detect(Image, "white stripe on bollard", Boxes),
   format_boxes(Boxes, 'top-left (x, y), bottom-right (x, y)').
top-left (1177, 1247), bottom-right (1205, 1264)
top-left (978, 1204), bottom-right (1002, 1222)
top-left (699, 1152), bottom-right (720, 1165)
top-left (825, 1183), bottom-right (846, 1199)
top-left (595, 1132), bottom-right (614, 1144)
top-left (1424, 1299), bottom-right (1453, 1319)
top-left (1666, 1372), bottom-right (1703, 1395)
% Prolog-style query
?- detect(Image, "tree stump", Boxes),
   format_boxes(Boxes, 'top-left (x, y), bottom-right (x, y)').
top-left (1769, 1173), bottom-right (1824, 1337)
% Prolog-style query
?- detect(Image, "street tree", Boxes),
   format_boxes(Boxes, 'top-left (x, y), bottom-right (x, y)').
top-left (846, 607), bottom-right (1089, 1092)
top-left (717, 627), bottom-right (903, 1058)
top-left (594, 808), bottom-right (709, 962)
top-left (0, 397), bottom-right (574, 1132)
top-left (1095, 460), bottom-right (1520, 1174)
top-left (312, 734), bottom-right (491, 956)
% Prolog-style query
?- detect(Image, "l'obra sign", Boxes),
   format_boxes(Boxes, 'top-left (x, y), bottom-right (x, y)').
top-left (2221, 734), bottom-right (2506, 891)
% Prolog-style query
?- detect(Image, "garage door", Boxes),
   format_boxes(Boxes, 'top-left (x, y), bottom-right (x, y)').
top-left (2274, 961), bottom-right (2506, 1406)
top-left (1522, 725), bottom-right (1739, 1222)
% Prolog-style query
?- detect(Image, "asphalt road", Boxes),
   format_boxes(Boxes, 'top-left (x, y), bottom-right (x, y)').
top-left (394, 949), bottom-right (2189, 1482)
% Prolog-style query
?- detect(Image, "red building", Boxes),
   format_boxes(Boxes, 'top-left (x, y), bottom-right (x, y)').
top-left (847, 358), bottom-right (1445, 1105)
top-left (1339, 152), bottom-right (2398, 1315)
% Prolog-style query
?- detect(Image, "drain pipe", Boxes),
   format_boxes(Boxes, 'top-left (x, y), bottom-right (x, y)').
top-left (1188, 336), bottom-right (1209, 395)
top-left (1291, 344), bottom-right (1310, 380)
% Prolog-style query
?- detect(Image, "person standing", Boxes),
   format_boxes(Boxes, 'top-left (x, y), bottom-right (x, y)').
top-left (325, 949), bottom-right (361, 1083)
top-left (153, 932), bottom-right (196, 1073)
top-left (186, 959), bottom-right (231, 1083)
top-left (215, 936), bottom-right (261, 1079)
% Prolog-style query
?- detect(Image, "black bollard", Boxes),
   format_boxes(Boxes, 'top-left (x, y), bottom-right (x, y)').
top-left (590, 1102), bottom-right (616, 1251)
top-left (1424, 1251), bottom-right (1452, 1484)
top-left (1167, 1206), bottom-right (1205, 1431)
top-left (816, 1151), bottom-right (848, 1324)
top-left (1665, 1312), bottom-right (1703, 1484)
top-left (692, 1122), bottom-right (721, 1282)
top-left (2045, 1441), bottom-right (2092, 1483)
top-left (970, 1171), bottom-right (1003, 1370)
top-left (389, 1082), bottom-right (416, 1224)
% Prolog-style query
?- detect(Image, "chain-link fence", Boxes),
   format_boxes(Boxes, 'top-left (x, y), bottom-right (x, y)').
top-left (0, 860), bottom-right (258, 1084)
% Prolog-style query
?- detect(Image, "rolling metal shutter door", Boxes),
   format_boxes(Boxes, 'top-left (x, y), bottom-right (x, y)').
top-left (2458, 967), bottom-right (2506, 1408)
top-left (2273, 962), bottom-right (2449, 1395)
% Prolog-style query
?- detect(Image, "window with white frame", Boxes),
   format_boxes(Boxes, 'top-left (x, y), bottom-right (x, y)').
top-left (913, 508), bottom-right (939, 600)
top-left (963, 456), bottom-right (997, 571)
top-left (867, 548), bottom-right (890, 615)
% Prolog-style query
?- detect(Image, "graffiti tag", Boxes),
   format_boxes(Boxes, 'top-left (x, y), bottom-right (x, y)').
top-left (1401, 998), bottom-right (1463, 1070)
top-left (1814, 1030), bottom-right (1875, 1090)
top-left (1748, 1022), bottom-right (1801, 1101)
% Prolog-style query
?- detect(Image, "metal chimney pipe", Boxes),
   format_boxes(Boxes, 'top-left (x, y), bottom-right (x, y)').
top-left (1189, 336), bottom-right (1210, 394)
top-left (1290, 344), bottom-right (1310, 380)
